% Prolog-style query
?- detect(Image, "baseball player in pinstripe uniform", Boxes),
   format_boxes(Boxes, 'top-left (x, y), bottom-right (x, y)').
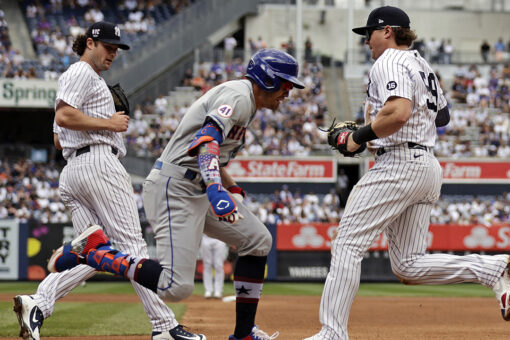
top-left (47, 48), bottom-right (304, 340)
top-left (13, 21), bottom-right (204, 340)
top-left (200, 234), bottom-right (228, 299)
top-left (305, 6), bottom-right (510, 340)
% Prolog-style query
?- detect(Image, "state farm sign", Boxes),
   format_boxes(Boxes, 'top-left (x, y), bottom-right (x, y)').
top-left (277, 223), bottom-right (510, 251)
top-left (225, 157), bottom-right (336, 182)
top-left (367, 159), bottom-right (510, 183)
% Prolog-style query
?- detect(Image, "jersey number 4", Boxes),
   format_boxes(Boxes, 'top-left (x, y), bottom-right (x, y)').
top-left (419, 71), bottom-right (438, 112)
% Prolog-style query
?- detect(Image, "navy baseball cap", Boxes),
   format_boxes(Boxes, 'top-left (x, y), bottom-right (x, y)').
top-left (86, 21), bottom-right (130, 50)
top-left (352, 6), bottom-right (410, 35)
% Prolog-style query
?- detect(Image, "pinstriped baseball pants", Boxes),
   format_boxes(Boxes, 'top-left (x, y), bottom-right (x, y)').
top-left (316, 147), bottom-right (508, 339)
top-left (32, 145), bottom-right (178, 332)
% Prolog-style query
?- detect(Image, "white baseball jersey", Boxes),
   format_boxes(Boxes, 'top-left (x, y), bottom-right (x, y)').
top-left (34, 60), bottom-right (178, 332)
top-left (313, 48), bottom-right (509, 340)
top-left (54, 61), bottom-right (126, 160)
top-left (365, 48), bottom-right (448, 148)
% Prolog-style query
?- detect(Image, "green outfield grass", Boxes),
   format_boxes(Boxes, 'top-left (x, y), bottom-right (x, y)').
top-left (0, 281), bottom-right (494, 337)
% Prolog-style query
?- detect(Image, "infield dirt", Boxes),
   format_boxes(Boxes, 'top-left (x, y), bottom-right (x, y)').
top-left (1, 293), bottom-right (508, 339)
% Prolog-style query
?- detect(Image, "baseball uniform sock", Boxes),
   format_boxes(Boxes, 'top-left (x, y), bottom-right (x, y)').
top-left (233, 255), bottom-right (267, 338)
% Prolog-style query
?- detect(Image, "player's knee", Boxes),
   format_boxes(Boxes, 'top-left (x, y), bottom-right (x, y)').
top-left (238, 228), bottom-right (272, 256)
top-left (391, 262), bottom-right (418, 285)
top-left (160, 282), bottom-right (194, 302)
top-left (253, 229), bottom-right (273, 256)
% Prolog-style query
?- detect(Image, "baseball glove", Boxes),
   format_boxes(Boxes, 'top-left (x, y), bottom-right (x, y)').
top-left (108, 83), bottom-right (130, 116)
top-left (324, 120), bottom-right (366, 157)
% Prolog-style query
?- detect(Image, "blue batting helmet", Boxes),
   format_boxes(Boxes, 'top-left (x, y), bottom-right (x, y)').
top-left (245, 49), bottom-right (305, 92)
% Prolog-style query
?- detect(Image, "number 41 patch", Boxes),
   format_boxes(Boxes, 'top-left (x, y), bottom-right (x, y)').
top-left (217, 104), bottom-right (233, 118)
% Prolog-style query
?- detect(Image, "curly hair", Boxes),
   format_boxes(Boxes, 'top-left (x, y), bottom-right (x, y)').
top-left (72, 34), bottom-right (89, 56)
top-left (393, 27), bottom-right (417, 47)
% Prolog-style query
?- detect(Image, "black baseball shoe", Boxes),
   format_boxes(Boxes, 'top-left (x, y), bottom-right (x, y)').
top-left (152, 324), bottom-right (206, 340)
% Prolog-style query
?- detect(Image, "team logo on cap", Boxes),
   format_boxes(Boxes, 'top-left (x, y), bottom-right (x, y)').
top-left (92, 28), bottom-right (100, 37)
top-left (217, 104), bottom-right (233, 118)
top-left (386, 81), bottom-right (397, 90)
top-left (378, 19), bottom-right (384, 23)
top-left (115, 26), bottom-right (120, 37)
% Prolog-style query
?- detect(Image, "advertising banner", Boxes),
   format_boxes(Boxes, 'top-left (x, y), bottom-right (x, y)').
top-left (0, 79), bottom-right (57, 108)
top-left (26, 221), bottom-right (73, 280)
top-left (224, 157), bottom-right (336, 182)
top-left (277, 223), bottom-right (510, 251)
top-left (367, 159), bottom-right (510, 183)
top-left (0, 219), bottom-right (21, 280)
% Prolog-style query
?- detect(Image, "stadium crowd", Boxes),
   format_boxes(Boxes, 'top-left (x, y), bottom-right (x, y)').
top-left (0, 158), bottom-right (67, 223)
top-left (434, 64), bottom-right (510, 158)
top-left (1, 157), bottom-right (508, 227)
top-left (1, 0), bottom-right (193, 79)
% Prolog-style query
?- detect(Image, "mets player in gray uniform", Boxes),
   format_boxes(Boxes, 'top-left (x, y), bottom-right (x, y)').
top-left (13, 22), bottom-right (204, 340)
top-left (305, 6), bottom-right (510, 340)
top-left (47, 48), bottom-right (305, 340)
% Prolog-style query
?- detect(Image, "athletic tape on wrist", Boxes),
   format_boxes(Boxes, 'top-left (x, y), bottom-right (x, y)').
top-left (352, 123), bottom-right (378, 144)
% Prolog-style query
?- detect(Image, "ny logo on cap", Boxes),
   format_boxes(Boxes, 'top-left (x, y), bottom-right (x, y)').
top-left (378, 19), bottom-right (384, 23)
top-left (92, 28), bottom-right (100, 37)
top-left (114, 26), bottom-right (120, 37)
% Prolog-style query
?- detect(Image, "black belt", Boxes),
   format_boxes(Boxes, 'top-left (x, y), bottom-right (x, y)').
top-left (153, 160), bottom-right (199, 181)
top-left (76, 145), bottom-right (118, 157)
top-left (376, 142), bottom-right (428, 156)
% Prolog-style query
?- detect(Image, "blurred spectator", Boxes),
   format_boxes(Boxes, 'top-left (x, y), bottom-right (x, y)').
top-left (305, 36), bottom-right (313, 62)
top-left (248, 37), bottom-right (257, 54)
top-left (223, 35), bottom-right (237, 64)
top-left (494, 38), bottom-right (506, 62)
top-left (441, 39), bottom-right (453, 64)
top-left (256, 36), bottom-right (266, 50)
top-left (285, 36), bottom-right (295, 57)
top-left (426, 37), bottom-right (440, 63)
top-left (84, 6), bottom-right (104, 24)
top-left (154, 94), bottom-right (168, 116)
top-left (481, 40), bottom-right (491, 62)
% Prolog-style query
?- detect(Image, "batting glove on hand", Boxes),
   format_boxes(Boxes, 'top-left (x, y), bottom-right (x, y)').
top-left (227, 185), bottom-right (246, 203)
top-left (206, 183), bottom-right (244, 224)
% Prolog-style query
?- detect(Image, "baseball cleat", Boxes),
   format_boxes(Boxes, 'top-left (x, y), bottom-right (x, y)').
top-left (204, 291), bottom-right (213, 299)
top-left (152, 325), bottom-right (206, 340)
top-left (228, 325), bottom-right (279, 340)
top-left (213, 291), bottom-right (222, 299)
top-left (13, 295), bottom-right (43, 340)
top-left (493, 264), bottom-right (510, 320)
top-left (47, 225), bottom-right (110, 273)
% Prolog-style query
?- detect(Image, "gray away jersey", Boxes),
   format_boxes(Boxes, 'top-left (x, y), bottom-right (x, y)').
top-left (160, 79), bottom-right (256, 170)
top-left (364, 48), bottom-right (447, 148)
top-left (54, 61), bottom-right (126, 159)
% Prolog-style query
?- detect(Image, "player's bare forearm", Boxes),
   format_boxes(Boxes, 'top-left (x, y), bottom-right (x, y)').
top-left (55, 101), bottom-right (128, 132)
top-left (220, 168), bottom-right (236, 188)
top-left (371, 97), bottom-right (411, 138)
top-left (53, 133), bottom-right (62, 150)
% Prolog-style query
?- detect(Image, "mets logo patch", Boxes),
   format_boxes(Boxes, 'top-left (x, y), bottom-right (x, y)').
top-left (217, 104), bottom-right (233, 118)
top-left (386, 81), bottom-right (397, 91)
